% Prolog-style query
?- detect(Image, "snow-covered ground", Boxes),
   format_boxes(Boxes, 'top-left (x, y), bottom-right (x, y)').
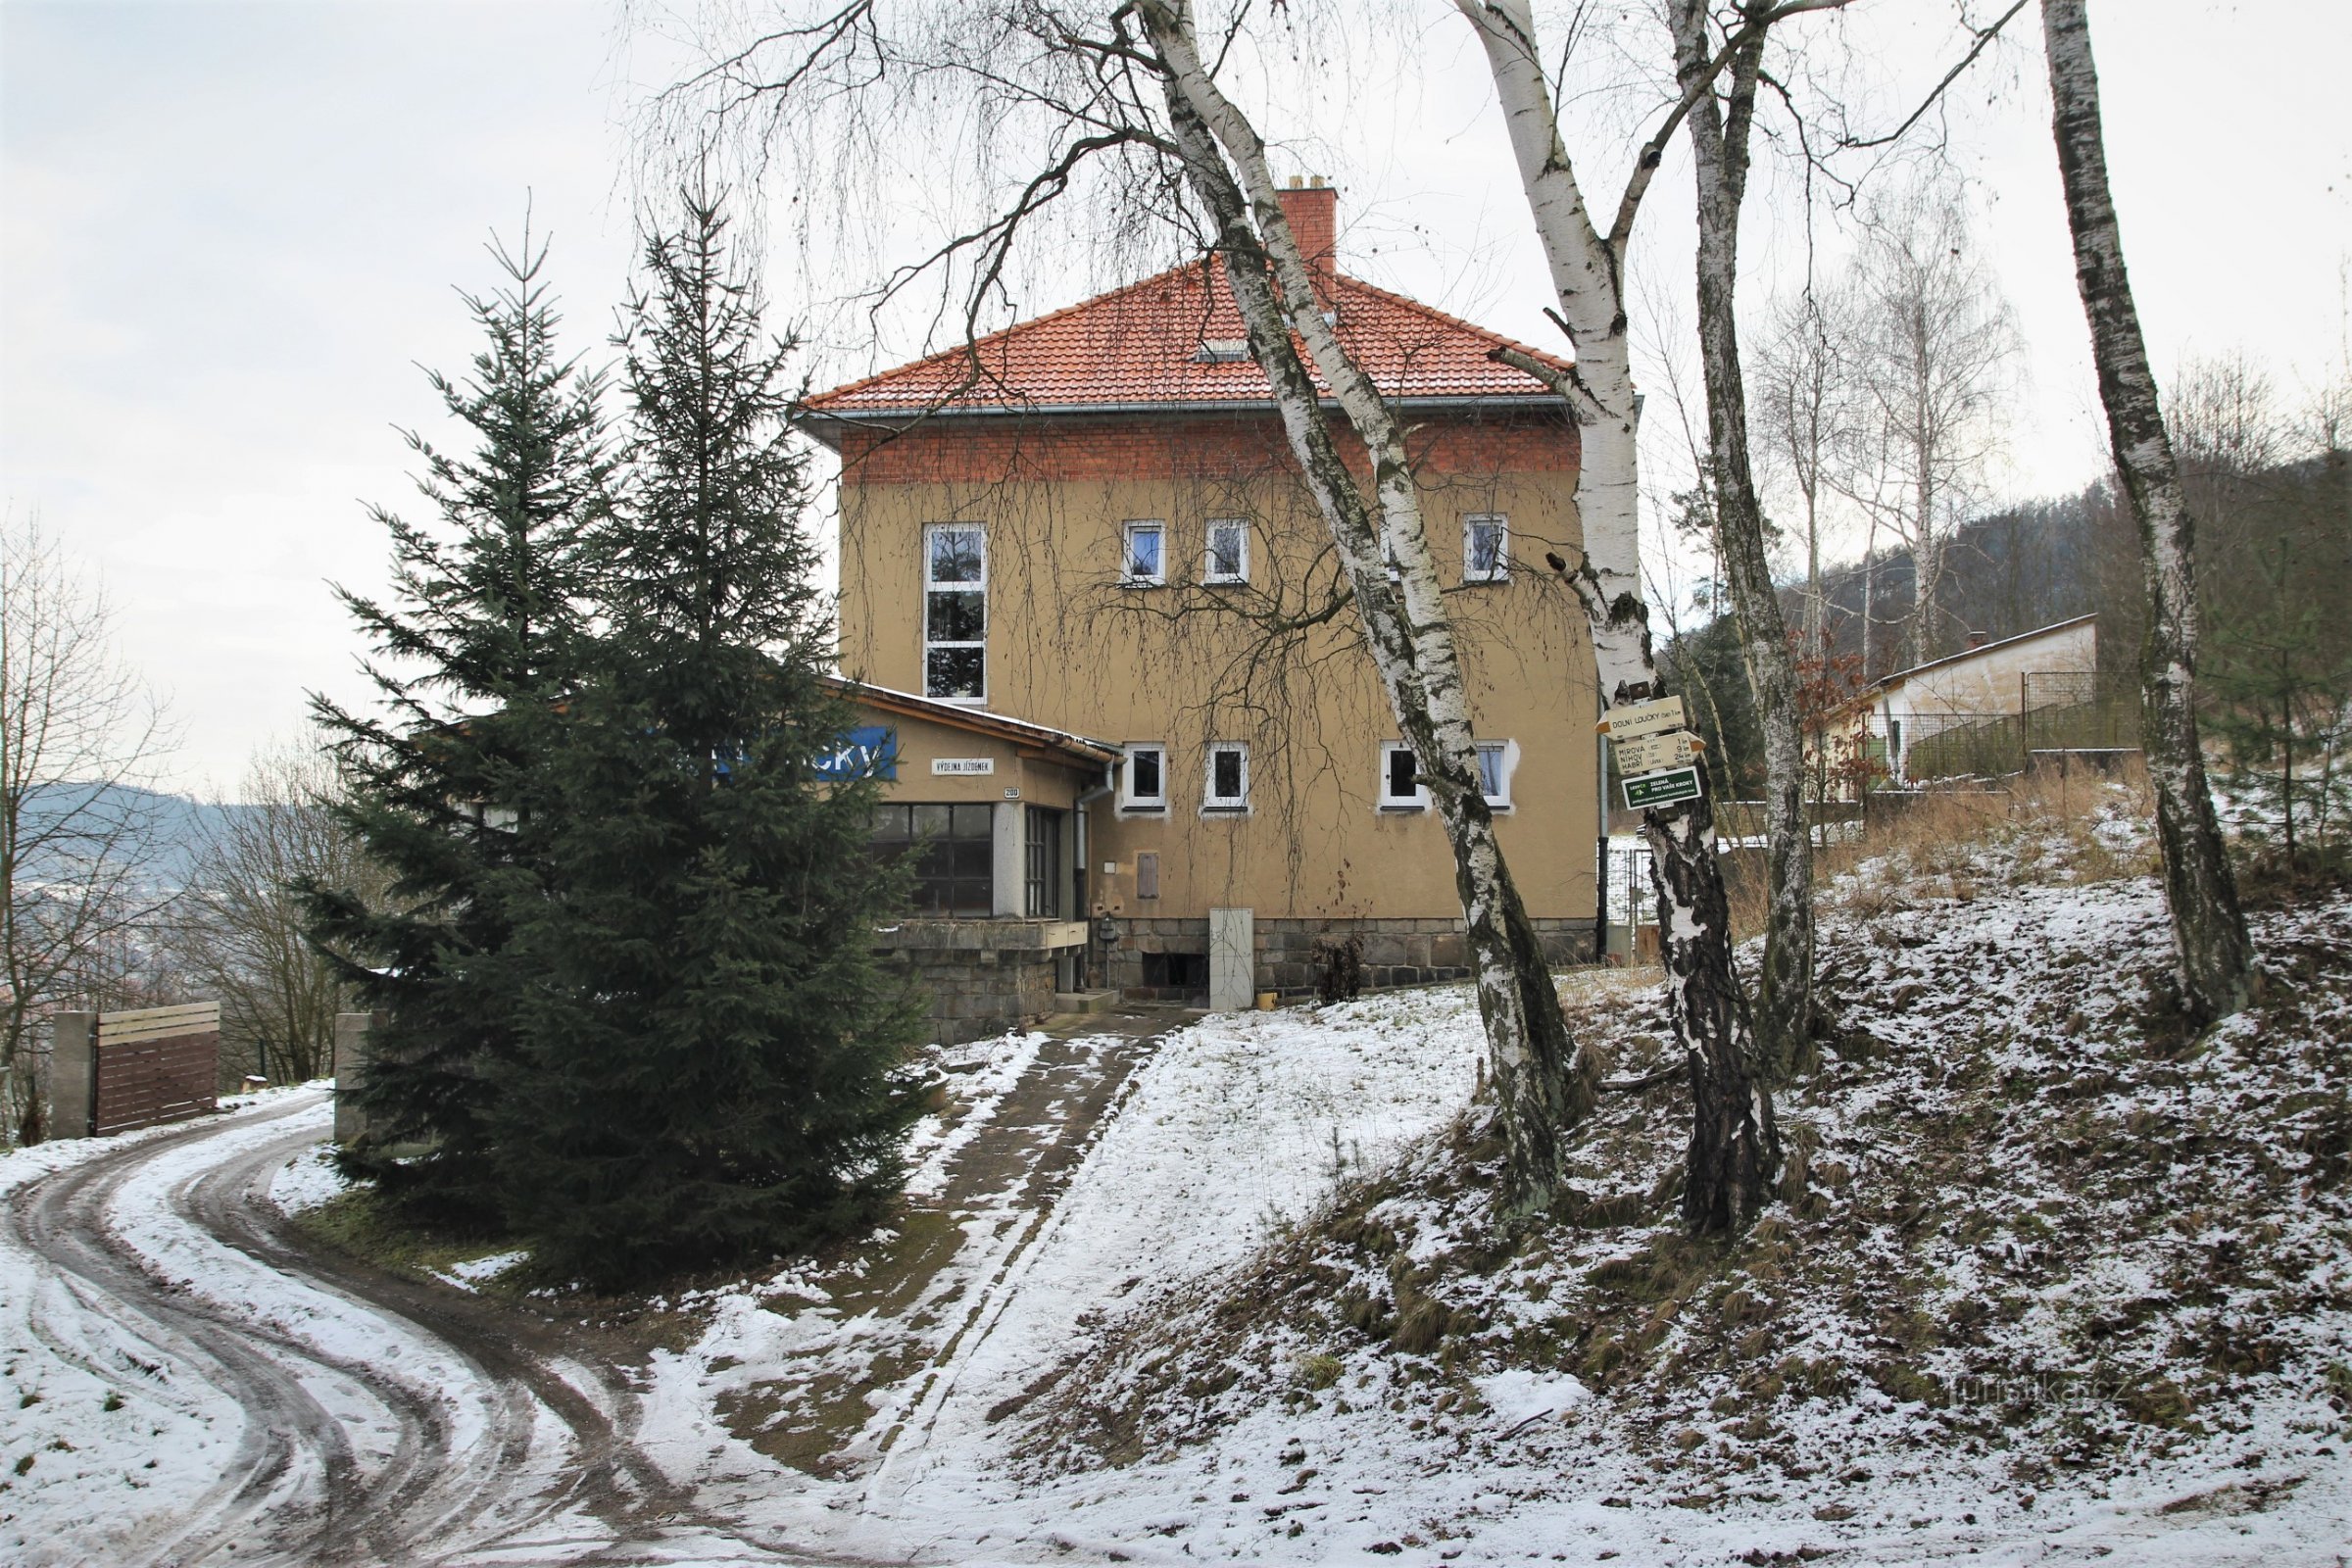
top-left (4, 823), bottom-right (2345, 1564)
top-left (631, 988), bottom-right (1491, 1556)
top-left (637, 802), bottom-right (2352, 1565)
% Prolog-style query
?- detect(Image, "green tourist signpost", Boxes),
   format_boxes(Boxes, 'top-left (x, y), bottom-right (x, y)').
top-left (1623, 764), bottom-right (1702, 810)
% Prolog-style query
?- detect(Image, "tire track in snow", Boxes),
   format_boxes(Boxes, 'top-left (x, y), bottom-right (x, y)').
top-left (6, 1092), bottom-right (831, 1565)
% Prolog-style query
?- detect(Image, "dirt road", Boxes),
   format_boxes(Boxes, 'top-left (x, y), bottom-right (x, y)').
top-left (4, 1091), bottom-right (830, 1565)
top-left (2, 1012), bottom-right (1173, 1566)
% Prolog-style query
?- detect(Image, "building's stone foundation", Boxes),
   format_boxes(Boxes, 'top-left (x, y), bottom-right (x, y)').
top-left (875, 919), bottom-right (1087, 1045)
top-left (1104, 915), bottom-right (1600, 1004)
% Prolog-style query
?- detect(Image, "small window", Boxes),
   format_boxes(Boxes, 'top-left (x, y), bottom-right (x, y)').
top-left (1137, 851), bottom-right (1160, 900)
top-left (1464, 514), bottom-right (1508, 582)
top-left (1204, 742), bottom-right (1249, 812)
top-left (1378, 742), bottom-right (1426, 811)
top-left (1204, 519), bottom-right (1249, 584)
top-left (1123, 520), bottom-right (1166, 584)
top-left (1476, 740), bottom-right (1513, 808)
top-left (1122, 742), bottom-right (1167, 812)
top-left (924, 523), bottom-right (986, 702)
top-left (1194, 339), bottom-right (1250, 364)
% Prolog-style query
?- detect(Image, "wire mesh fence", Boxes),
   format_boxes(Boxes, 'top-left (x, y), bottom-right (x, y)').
top-left (1847, 670), bottom-right (2142, 784)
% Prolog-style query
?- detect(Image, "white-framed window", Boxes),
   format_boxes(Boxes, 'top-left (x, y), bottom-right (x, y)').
top-left (1377, 741), bottom-right (1427, 811)
top-left (1476, 740), bottom-right (1515, 808)
top-left (1203, 742), bottom-right (1249, 813)
top-left (1122, 519), bottom-right (1166, 585)
top-left (1464, 514), bottom-right (1509, 582)
top-left (1121, 742), bottom-right (1167, 812)
top-left (1204, 518), bottom-right (1250, 584)
top-left (923, 523), bottom-right (986, 702)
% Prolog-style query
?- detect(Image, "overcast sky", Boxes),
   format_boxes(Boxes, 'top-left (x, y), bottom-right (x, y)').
top-left (5, 0), bottom-right (2345, 796)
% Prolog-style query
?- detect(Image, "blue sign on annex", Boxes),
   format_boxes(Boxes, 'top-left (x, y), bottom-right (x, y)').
top-left (815, 725), bottom-right (899, 782)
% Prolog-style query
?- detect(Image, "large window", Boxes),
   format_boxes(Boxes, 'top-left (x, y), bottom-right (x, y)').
top-left (872, 803), bottom-right (994, 916)
top-left (1204, 518), bottom-right (1250, 584)
top-left (1121, 742), bottom-right (1167, 812)
top-left (1203, 742), bottom-right (1249, 813)
top-left (1122, 519), bottom-right (1166, 585)
top-left (1463, 514), bottom-right (1509, 582)
top-left (924, 524), bottom-right (986, 701)
top-left (1378, 742), bottom-right (1427, 810)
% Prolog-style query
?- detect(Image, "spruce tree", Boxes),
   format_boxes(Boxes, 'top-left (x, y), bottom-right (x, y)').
top-left (306, 232), bottom-right (610, 1221)
top-left (489, 193), bottom-right (924, 1287)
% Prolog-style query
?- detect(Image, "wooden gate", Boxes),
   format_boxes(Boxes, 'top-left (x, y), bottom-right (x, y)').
top-left (69, 1004), bottom-right (222, 1137)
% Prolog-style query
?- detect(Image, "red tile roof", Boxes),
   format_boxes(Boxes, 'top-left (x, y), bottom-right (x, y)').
top-left (800, 261), bottom-right (1572, 423)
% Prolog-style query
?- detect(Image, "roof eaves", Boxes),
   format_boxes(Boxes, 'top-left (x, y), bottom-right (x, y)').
top-left (828, 677), bottom-right (1122, 764)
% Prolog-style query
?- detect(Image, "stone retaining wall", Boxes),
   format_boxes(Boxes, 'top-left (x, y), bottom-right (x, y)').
top-left (1105, 914), bottom-right (1599, 1003)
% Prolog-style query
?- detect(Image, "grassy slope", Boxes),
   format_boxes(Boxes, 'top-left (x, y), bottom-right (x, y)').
top-left (1007, 787), bottom-right (2352, 1556)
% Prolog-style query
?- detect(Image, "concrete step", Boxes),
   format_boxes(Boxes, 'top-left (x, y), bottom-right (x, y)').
top-left (1051, 989), bottom-right (1120, 1014)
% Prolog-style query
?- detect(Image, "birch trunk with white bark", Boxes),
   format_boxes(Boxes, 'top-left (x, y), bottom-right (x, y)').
top-left (1457, 0), bottom-right (1776, 1233)
top-left (1670, 0), bottom-right (1818, 1079)
top-left (2040, 0), bottom-right (2251, 1023)
top-left (1139, 0), bottom-right (1594, 1212)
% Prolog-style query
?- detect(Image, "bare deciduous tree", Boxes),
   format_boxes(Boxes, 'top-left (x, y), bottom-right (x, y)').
top-left (1754, 281), bottom-right (1852, 666)
top-left (1834, 181), bottom-right (2019, 671)
top-left (0, 520), bottom-right (174, 1144)
top-left (2040, 0), bottom-right (2251, 1022)
top-left (172, 739), bottom-right (385, 1085)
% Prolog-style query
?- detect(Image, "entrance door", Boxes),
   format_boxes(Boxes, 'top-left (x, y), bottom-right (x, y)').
top-left (1024, 806), bottom-right (1064, 917)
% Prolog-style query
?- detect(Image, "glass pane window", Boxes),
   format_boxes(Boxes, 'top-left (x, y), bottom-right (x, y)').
top-left (1123, 743), bottom-right (1166, 809)
top-left (925, 589), bottom-right (985, 643)
top-left (1205, 519), bottom-right (1249, 583)
top-left (1123, 520), bottom-right (1165, 584)
top-left (1476, 740), bottom-right (1512, 807)
top-left (1024, 805), bottom-right (1063, 917)
top-left (1204, 743), bottom-right (1248, 811)
top-left (924, 523), bottom-right (986, 702)
top-left (872, 802), bottom-right (994, 916)
top-left (1380, 742), bottom-right (1425, 808)
top-left (1464, 514), bottom-right (1508, 582)
top-left (925, 646), bottom-right (985, 702)
top-left (928, 526), bottom-right (984, 583)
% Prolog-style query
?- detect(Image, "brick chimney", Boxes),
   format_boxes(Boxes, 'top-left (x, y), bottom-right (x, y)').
top-left (1275, 175), bottom-right (1338, 281)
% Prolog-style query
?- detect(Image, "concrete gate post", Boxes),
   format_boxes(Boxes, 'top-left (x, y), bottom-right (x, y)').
top-left (332, 1012), bottom-right (379, 1145)
top-left (48, 1012), bottom-right (97, 1141)
top-left (1208, 907), bottom-right (1254, 1012)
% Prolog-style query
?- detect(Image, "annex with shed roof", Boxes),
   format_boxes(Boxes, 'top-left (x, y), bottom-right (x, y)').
top-left (809, 181), bottom-right (1601, 1025)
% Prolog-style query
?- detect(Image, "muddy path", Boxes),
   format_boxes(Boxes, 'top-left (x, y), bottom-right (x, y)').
top-left (6, 1092), bottom-right (827, 1565)
top-left (5, 1011), bottom-right (1178, 1565)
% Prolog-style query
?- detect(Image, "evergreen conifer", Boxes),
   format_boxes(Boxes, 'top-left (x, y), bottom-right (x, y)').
top-left (306, 231), bottom-right (611, 1221)
top-left (489, 193), bottom-right (924, 1286)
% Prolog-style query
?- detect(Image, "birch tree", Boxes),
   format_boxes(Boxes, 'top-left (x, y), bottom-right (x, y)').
top-left (2040, 0), bottom-right (2251, 1021)
top-left (1131, 1), bottom-right (1592, 1206)
top-left (654, 1), bottom-right (1592, 1211)
top-left (1453, 0), bottom-right (1785, 1232)
top-left (1755, 284), bottom-right (1849, 666)
top-left (1664, 0), bottom-right (1819, 1078)
top-left (1838, 184), bottom-right (2019, 672)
